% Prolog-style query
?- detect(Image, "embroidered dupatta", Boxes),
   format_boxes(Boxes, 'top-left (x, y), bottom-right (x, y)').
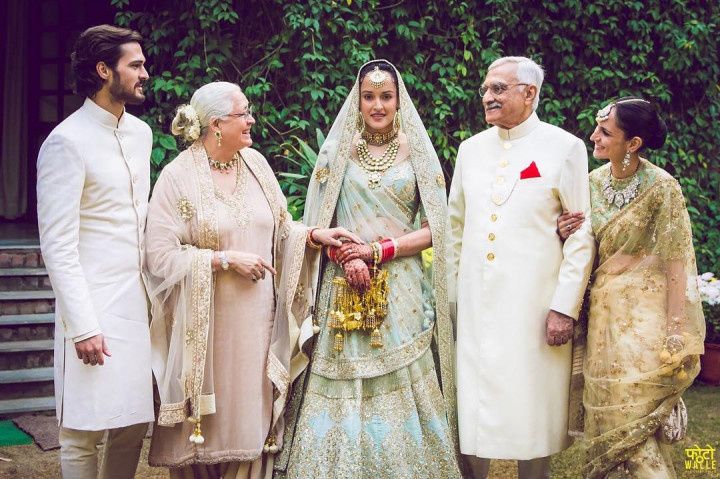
top-left (145, 143), bottom-right (318, 446)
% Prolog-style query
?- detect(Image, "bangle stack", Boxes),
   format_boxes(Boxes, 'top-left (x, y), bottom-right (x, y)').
top-left (306, 227), bottom-right (322, 249)
top-left (371, 238), bottom-right (398, 265)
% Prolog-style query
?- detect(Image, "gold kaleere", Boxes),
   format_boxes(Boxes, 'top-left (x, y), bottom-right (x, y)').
top-left (328, 266), bottom-right (389, 353)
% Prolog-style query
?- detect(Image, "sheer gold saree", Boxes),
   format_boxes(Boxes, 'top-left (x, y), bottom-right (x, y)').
top-left (581, 160), bottom-right (705, 478)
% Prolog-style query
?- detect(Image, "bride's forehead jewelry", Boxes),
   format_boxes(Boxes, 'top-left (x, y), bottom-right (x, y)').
top-left (596, 104), bottom-right (614, 122)
top-left (596, 99), bottom-right (651, 122)
top-left (368, 66), bottom-right (390, 89)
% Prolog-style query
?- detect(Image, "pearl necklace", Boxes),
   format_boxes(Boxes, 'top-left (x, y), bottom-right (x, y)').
top-left (208, 152), bottom-right (240, 174)
top-left (602, 171), bottom-right (640, 208)
top-left (356, 138), bottom-right (399, 188)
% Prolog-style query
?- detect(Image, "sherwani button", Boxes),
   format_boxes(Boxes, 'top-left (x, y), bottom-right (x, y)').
top-left (499, 160), bottom-right (509, 167)
top-left (503, 142), bottom-right (511, 150)
top-left (135, 199), bottom-right (140, 207)
top-left (490, 214), bottom-right (498, 222)
top-left (487, 253), bottom-right (495, 261)
top-left (496, 176), bottom-right (505, 184)
top-left (492, 194), bottom-right (502, 203)
top-left (488, 233), bottom-right (496, 241)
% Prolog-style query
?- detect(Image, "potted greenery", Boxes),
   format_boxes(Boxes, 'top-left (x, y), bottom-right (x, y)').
top-left (698, 273), bottom-right (720, 385)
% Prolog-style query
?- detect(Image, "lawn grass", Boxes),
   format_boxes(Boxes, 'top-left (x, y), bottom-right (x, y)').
top-left (0, 384), bottom-right (717, 478)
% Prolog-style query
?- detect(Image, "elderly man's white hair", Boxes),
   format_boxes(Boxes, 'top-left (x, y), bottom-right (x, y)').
top-left (488, 56), bottom-right (544, 111)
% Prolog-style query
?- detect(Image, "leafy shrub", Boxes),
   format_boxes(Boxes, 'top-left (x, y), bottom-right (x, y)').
top-left (113, 0), bottom-right (719, 276)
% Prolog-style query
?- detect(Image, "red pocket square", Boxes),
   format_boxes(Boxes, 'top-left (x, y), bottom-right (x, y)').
top-left (520, 161), bottom-right (541, 179)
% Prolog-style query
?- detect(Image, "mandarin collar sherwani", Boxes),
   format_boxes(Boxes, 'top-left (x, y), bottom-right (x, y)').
top-left (448, 111), bottom-right (595, 459)
top-left (37, 97), bottom-right (154, 431)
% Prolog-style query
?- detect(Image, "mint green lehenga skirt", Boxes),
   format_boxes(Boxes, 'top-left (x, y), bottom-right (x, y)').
top-left (278, 259), bottom-right (460, 479)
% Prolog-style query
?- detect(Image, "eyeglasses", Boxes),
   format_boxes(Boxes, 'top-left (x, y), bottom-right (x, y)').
top-left (225, 105), bottom-right (254, 121)
top-left (478, 83), bottom-right (529, 97)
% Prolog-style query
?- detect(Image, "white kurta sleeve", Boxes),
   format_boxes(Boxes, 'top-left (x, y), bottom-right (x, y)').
top-left (37, 134), bottom-right (101, 340)
top-left (447, 143), bottom-right (466, 306)
top-left (550, 138), bottom-right (595, 319)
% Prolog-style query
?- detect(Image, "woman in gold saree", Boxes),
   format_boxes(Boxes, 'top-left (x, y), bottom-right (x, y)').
top-left (273, 60), bottom-right (460, 478)
top-left (144, 81), bottom-right (359, 478)
top-left (560, 97), bottom-right (705, 478)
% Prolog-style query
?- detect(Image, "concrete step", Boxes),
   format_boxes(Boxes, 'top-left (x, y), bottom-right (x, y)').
top-left (0, 268), bottom-right (47, 277)
top-left (0, 367), bottom-right (53, 384)
top-left (0, 396), bottom-right (55, 415)
top-left (0, 339), bottom-right (54, 353)
top-left (0, 291), bottom-right (55, 301)
top-left (0, 313), bottom-right (54, 326)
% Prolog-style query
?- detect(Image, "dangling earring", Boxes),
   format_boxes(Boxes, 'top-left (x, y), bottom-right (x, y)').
top-left (356, 114), bottom-right (366, 134)
top-left (392, 110), bottom-right (401, 133)
top-left (215, 130), bottom-right (222, 147)
top-left (622, 150), bottom-right (631, 172)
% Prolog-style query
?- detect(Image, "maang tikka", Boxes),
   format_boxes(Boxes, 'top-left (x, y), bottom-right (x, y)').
top-left (368, 66), bottom-right (389, 89)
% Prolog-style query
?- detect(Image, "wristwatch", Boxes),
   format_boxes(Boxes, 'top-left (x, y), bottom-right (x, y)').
top-left (218, 251), bottom-right (230, 271)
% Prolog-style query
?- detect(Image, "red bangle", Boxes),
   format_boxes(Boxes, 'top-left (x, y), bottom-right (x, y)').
top-left (326, 246), bottom-right (339, 263)
top-left (380, 238), bottom-right (395, 262)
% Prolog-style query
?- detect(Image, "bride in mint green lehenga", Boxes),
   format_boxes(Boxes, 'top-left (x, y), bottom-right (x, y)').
top-left (273, 61), bottom-right (460, 478)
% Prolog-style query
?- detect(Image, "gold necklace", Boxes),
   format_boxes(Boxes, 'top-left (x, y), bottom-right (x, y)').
top-left (361, 127), bottom-right (398, 146)
top-left (356, 138), bottom-right (399, 188)
top-left (208, 152), bottom-right (239, 174)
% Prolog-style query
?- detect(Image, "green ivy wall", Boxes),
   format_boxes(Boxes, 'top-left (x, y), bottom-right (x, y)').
top-left (112, 0), bottom-right (719, 273)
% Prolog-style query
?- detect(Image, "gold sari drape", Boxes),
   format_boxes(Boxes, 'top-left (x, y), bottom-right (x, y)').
top-left (581, 160), bottom-right (705, 478)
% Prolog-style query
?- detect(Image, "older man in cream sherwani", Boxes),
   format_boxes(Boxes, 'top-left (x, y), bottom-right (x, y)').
top-left (448, 57), bottom-right (595, 478)
top-left (37, 25), bottom-right (154, 478)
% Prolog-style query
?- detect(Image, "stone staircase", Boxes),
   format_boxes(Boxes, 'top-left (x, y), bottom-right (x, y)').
top-left (0, 247), bottom-right (56, 416)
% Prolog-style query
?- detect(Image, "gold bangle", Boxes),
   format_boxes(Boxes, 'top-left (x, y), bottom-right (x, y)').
top-left (306, 227), bottom-right (322, 249)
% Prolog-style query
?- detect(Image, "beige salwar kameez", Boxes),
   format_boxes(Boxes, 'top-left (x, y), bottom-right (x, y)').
top-left (146, 144), bottom-right (318, 478)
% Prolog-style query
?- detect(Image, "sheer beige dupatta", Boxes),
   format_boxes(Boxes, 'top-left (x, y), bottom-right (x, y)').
top-left (145, 143), bottom-right (318, 448)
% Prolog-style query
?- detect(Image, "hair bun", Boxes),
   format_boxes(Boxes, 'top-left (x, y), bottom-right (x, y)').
top-left (171, 104), bottom-right (201, 142)
top-left (644, 113), bottom-right (667, 150)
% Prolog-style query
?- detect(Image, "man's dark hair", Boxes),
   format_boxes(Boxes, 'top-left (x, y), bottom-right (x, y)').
top-left (70, 24), bottom-right (143, 98)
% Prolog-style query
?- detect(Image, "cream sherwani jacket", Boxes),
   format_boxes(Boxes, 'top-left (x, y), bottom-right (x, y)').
top-left (448, 112), bottom-right (595, 459)
top-left (37, 98), bottom-right (154, 430)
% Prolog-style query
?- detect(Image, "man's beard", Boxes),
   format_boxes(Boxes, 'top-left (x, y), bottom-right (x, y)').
top-left (109, 72), bottom-right (145, 105)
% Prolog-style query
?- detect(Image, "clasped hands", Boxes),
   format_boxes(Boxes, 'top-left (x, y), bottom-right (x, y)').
top-left (220, 227), bottom-right (361, 282)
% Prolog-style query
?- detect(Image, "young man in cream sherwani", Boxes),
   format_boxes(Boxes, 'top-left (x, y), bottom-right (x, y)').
top-left (448, 56), bottom-right (595, 478)
top-left (37, 25), bottom-right (154, 478)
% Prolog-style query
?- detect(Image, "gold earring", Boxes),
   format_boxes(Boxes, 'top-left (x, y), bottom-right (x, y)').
top-left (356, 114), bottom-right (366, 134)
top-left (215, 130), bottom-right (222, 147)
top-left (392, 111), bottom-right (401, 133)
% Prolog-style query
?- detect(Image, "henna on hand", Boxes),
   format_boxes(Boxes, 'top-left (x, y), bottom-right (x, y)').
top-left (343, 258), bottom-right (371, 292)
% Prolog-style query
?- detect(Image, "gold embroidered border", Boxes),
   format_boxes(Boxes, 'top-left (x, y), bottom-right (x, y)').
top-left (187, 248), bottom-right (213, 418)
top-left (157, 393), bottom-right (216, 426)
top-left (311, 327), bottom-right (433, 379)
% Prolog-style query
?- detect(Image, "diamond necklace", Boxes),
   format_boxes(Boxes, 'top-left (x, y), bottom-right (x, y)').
top-left (602, 166), bottom-right (640, 208)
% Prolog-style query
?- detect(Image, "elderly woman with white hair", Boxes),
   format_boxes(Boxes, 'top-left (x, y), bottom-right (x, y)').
top-left (145, 81), bottom-right (359, 478)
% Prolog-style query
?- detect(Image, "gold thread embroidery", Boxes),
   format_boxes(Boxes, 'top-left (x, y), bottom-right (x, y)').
top-left (177, 197), bottom-right (196, 222)
top-left (315, 167), bottom-right (330, 184)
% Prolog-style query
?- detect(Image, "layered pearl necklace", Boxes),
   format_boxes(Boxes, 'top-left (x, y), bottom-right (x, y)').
top-left (356, 137), bottom-right (400, 188)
